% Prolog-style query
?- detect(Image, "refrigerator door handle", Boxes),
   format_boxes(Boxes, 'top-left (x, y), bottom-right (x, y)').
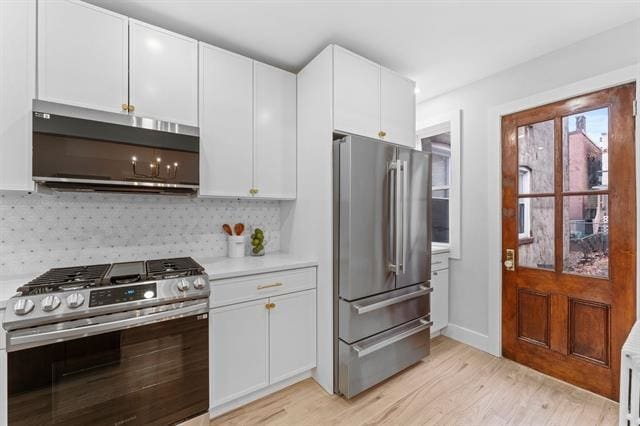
top-left (351, 285), bottom-right (433, 314)
top-left (388, 161), bottom-right (401, 274)
top-left (401, 160), bottom-right (408, 274)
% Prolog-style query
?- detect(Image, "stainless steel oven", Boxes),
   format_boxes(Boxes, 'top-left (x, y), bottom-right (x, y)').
top-left (7, 301), bottom-right (209, 426)
top-left (4, 258), bottom-right (211, 426)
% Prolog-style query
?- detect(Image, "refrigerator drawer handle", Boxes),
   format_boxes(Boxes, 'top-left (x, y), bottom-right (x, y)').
top-left (353, 318), bottom-right (433, 358)
top-left (352, 285), bottom-right (433, 315)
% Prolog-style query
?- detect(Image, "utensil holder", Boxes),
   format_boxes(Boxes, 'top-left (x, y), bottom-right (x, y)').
top-left (227, 235), bottom-right (245, 258)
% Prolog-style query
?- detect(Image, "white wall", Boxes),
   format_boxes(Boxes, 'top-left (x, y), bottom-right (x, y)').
top-left (416, 20), bottom-right (640, 349)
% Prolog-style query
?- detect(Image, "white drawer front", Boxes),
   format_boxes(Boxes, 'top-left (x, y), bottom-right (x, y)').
top-left (431, 253), bottom-right (449, 271)
top-left (211, 267), bottom-right (316, 308)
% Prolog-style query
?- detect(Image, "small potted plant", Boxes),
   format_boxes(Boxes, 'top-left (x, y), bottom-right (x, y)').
top-left (250, 228), bottom-right (266, 256)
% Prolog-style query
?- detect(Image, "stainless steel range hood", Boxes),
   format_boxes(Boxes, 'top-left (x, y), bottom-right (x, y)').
top-left (32, 100), bottom-right (200, 195)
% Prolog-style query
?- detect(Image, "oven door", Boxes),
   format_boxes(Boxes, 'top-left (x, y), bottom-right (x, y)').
top-left (7, 301), bottom-right (209, 426)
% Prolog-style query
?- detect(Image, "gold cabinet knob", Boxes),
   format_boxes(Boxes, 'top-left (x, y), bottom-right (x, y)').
top-left (128, 104), bottom-right (135, 112)
top-left (122, 103), bottom-right (129, 112)
top-left (249, 188), bottom-right (259, 195)
top-left (265, 302), bottom-right (276, 310)
top-left (378, 130), bottom-right (387, 138)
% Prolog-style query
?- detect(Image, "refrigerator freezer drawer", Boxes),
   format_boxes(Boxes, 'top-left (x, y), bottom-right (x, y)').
top-left (338, 316), bottom-right (431, 399)
top-left (339, 283), bottom-right (431, 344)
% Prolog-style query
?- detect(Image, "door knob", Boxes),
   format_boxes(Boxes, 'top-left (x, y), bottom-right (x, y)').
top-left (504, 249), bottom-right (515, 271)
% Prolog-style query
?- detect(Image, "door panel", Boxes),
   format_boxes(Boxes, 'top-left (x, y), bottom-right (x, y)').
top-left (333, 46), bottom-right (380, 139)
top-left (396, 148), bottom-right (430, 288)
top-left (337, 136), bottom-right (396, 301)
top-left (380, 67), bottom-right (416, 147)
top-left (502, 83), bottom-right (636, 400)
top-left (129, 20), bottom-right (198, 125)
top-left (253, 62), bottom-right (297, 199)
top-left (38, 0), bottom-right (128, 113)
top-left (198, 44), bottom-right (253, 197)
top-left (211, 299), bottom-right (269, 406)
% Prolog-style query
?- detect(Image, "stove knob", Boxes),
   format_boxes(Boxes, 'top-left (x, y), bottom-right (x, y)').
top-left (41, 295), bottom-right (61, 312)
top-left (177, 278), bottom-right (190, 292)
top-left (66, 292), bottom-right (85, 309)
top-left (193, 277), bottom-right (206, 290)
top-left (13, 299), bottom-right (35, 316)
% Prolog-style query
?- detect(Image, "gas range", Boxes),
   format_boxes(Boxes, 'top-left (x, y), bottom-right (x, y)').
top-left (3, 257), bottom-right (210, 331)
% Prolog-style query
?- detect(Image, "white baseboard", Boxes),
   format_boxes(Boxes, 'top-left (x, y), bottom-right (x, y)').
top-left (443, 323), bottom-right (491, 353)
top-left (210, 370), bottom-right (312, 419)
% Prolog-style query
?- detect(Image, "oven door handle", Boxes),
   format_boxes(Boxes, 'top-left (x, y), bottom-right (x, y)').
top-left (6, 301), bottom-right (209, 352)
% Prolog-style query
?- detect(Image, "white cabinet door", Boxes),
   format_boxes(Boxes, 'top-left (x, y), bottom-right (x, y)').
top-left (37, 0), bottom-right (128, 113)
top-left (210, 299), bottom-right (269, 407)
top-left (253, 62), bottom-right (297, 199)
top-left (431, 268), bottom-right (449, 333)
top-left (380, 67), bottom-right (416, 148)
top-left (333, 46), bottom-right (380, 139)
top-left (0, 0), bottom-right (35, 191)
top-left (269, 289), bottom-right (316, 383)
top-left (129, 19), bottom-right (198, 125)
top-left (199, 44), bottom-right (253, 197)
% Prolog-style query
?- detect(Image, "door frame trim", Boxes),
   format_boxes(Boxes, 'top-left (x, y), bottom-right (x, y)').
top-left (487, 64), bottom-right (640, 357)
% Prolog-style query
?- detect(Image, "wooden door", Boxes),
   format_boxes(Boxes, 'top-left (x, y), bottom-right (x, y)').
top-left (199, 43), bottom-right (253, 198)
top-left (333, 45), bottom-right (381, 140)
top-left (502, 83), bottom-right (636, 400)
top-left (38, 0), bottom-right (128, 113)
top-left (268, 290), bottom-right (316, 383)
top-left (210, 299), bottom-right (269, 407)
top-left (129, 19), bottom-right (198, 126)
top-left (380, 66), bottom-right (416, 148)
top-left (253, 61), bottom-right (297, 199)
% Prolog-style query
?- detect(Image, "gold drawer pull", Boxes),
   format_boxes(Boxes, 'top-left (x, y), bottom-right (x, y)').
top-left (257, 282), bottom-right (283, 290)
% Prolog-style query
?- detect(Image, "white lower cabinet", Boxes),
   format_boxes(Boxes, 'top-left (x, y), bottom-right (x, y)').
top-left (211, 298), bottom-right (270, 406)
top-left (269, 290), bottom-right (316, 383)
top-left (431, 252), bottom-right (450, 335)
top-left (210, 268), bottom-right (317, 415)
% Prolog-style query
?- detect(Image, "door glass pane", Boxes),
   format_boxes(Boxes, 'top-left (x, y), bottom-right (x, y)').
top-left (518, 120), bottom-right (554, 194)
top-left (563, 194), bottom-right (608, 277)
top-left (518, 197), bottom-right (555, 270)
top-left (563, 107), bottom-right (609, 191)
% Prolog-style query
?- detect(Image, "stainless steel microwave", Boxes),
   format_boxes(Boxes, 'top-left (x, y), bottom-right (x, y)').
top-left (32, 100), bottom-right (200, 195)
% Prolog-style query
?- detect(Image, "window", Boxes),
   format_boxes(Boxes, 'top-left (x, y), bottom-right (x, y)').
top-left (518, 167), bottom-right (531, 241)
top-left (422, 138), bottom-right (451, 244)
top-left (416, 109), bottom-right (461, 258)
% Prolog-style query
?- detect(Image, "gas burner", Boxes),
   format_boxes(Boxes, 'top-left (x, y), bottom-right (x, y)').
top-left (147, 257), bottom-right (204, 279)
top-left (18, 264), bottom-right (110, 296)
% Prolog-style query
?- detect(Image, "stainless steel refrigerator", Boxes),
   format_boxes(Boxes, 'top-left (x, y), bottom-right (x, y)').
top-left (333, 133), bottom-right (432, 398)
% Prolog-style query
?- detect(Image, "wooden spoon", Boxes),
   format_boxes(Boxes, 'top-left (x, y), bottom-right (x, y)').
top-left (222, 224), bottom-right (233, 236)
top-left (234, 223), bottom-right (245, 236)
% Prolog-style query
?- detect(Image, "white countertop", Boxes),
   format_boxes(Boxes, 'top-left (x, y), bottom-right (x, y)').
top-left (196, 253), bottom-right (318, 281)
top-left (0, 253), bottom-right (318, 309)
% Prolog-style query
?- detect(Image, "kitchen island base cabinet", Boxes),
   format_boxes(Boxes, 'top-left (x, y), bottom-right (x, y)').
top-left (209, 268), bottom-right (317, 417)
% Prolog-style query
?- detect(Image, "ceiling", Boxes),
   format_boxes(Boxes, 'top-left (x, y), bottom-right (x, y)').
top-left (86, 0), bottom-right (640, 102)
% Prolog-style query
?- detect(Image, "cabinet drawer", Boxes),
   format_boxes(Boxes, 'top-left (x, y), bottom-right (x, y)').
top-left (431, 252), bottom-right (449, 271)
top-left (211, 267), bottom-right (316, 308)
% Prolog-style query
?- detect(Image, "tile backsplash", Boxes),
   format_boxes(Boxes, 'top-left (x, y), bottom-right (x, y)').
top-left (0, 192), bottom-right (280, 276)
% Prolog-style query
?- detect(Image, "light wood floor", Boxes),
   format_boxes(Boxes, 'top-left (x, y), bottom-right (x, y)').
top-left (211, 336), bottom-right (618, 425)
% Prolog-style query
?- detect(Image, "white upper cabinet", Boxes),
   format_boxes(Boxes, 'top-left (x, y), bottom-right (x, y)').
top-left (199, 44), bottom-right (253, 197)
top-left (332, 45), bottom-right (416, 147)
top-left (253, 62), bottom-right (297, 199)
top-left (333, 46), bottom-right (380, 139)
top-left (129, 19), bottom-right (198, 126)
top-left (37, 0), bottom-right (128, 113)
top-left (380, 67), bottom-right (416, 148)
top-left (0, 0), bottom-right (35, 191)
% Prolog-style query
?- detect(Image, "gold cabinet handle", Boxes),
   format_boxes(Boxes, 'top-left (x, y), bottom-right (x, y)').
top-left (378, 130), bottom-right (386, 138)
top-left (257, 282), bottom-right (283, 290)
top-left (122, 103), bottom-right (129, 112)
top-left (128, 104), bottom-right (135, 112)
top-left (249, 188), bottom-right (259, 195)
top-left (265, 302), bottom-right (276, 310)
